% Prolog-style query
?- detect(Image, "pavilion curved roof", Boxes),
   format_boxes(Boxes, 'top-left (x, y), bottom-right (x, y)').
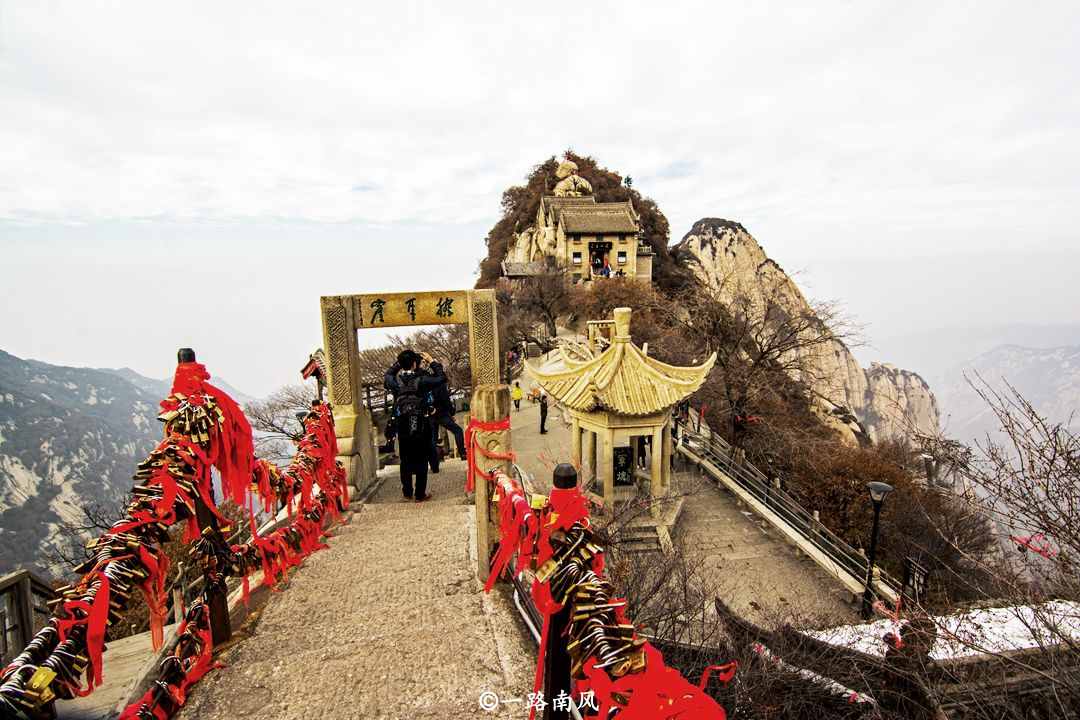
top-left (526, 311), bottom-right (714, 416)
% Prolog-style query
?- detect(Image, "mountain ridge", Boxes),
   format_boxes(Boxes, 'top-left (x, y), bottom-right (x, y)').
top-left (0, 349), bottom-right (252, 578)
top-left (673, 218), bottom-right (941, 443)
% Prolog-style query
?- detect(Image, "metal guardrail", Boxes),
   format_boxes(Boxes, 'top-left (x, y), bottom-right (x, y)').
top-left (677, 418), bottom-right (900, 600)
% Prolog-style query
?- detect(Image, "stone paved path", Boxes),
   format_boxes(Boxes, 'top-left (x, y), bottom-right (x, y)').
top-left (674, 465), bottom-right (858, 625)
top-left (178, 460), bottom-right (534, 720)
top-left (177, 390), bottom-right (854, 719)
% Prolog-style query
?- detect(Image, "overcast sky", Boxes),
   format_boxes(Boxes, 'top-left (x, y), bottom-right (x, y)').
top-left (2, 2), bottom-right (1078, 396)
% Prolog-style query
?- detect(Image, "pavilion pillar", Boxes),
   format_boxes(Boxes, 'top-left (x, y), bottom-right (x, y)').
top-left (600, 429), bottom-right (615, 509)
top-left (584, 430), bottom-right (596, 483)
top-left (661, 421), bottom-right (673, 494)
top-left (650, 425), bottom-right (664, 499)
top-left (571, 417), bottom-right (582, 473)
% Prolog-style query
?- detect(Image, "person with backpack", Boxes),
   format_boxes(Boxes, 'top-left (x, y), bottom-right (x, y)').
top-left (384, 349), bottom-right (448, 503)
top-left (428, 369), bottom-right (466, 467)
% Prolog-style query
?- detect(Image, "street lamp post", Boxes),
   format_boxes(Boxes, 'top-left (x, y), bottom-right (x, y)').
top-left (861, 481), bottom-right (894, 620)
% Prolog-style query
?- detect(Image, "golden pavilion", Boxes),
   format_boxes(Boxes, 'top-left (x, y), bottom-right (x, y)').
top-left (526, 307), bottom-right (715, 507)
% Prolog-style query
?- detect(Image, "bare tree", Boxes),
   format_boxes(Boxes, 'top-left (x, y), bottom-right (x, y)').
top-left (883, 378), bottom-right (1080, 717)
top-left (504, 272), bottom-right (577, 340)
top-left (42, 501), bottom-right (123, 572)
top-left (245, 383), bottom-right (317, 463)
top-left (498, 283), bottom-right (556, 355)
top-left (652, 276), bottom-right (858, 446)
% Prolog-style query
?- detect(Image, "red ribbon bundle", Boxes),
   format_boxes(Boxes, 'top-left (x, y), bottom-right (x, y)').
top-left (484, 474), bottom-right (538, 592)
top-left (138, 544), bottom-right (171, 650)
top-left (55, 568), bottom-right (112, 696)
top-left (528, 484), bottom-right (596, 720)
top-left (167, 361), bottom-right (255, 508)
top-left (464, 416), bottom-right (516, 493)
top-left (580, 645), bottom-right (730, 719)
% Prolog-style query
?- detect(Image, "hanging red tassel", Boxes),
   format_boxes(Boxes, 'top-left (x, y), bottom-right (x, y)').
top-left (138, 544), bottom-right (170, 651)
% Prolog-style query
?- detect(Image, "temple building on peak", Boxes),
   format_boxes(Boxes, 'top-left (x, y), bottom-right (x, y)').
top-left (502, 160), bottom-right (654, 283)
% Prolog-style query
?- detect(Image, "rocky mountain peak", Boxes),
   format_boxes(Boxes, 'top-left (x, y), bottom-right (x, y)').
top-left (674, 218), bottom-right (941, 444)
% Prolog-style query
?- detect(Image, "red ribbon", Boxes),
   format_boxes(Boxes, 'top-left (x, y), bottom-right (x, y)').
top-left (580, 644), bottom-right (729, 719)
top-left (138, 544), bottom-right (170, 651)
top-left (55, 567), bottom-right (113, 694)
top-left (464, 416), bottom-right (516, 493)
top-left (484, 475), bottom-right (537, 592)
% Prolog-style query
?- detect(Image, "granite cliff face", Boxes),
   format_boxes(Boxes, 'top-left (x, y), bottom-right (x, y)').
top-left (673, 218), bottom-right (940, 443)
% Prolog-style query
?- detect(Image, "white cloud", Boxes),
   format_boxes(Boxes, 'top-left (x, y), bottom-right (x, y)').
top-left (1, 1), bottom-right (1079, 393)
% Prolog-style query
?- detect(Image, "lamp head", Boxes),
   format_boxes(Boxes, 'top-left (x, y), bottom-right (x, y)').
top-left (867, 481), bottom-right (894, 505)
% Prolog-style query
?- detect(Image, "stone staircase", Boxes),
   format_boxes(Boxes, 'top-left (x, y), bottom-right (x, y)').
top-left (608, 494), bottom-right (684, 556)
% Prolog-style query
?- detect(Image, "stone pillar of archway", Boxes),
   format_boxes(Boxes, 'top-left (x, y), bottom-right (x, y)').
top-left (471, 384), bottom-right (511, 579)
top-left (466, 289), bottom-right (501, 387)
top-left (320, 295), bottom-right (377, 491)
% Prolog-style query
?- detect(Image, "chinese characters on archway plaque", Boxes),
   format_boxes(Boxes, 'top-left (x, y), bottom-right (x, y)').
top-left (354, 291), bottom-right (469, 327)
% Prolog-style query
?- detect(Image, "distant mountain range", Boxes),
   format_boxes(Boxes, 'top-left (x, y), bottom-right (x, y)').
top-left (0, 350), bottom-right (251, 578)
top-left (937, 344), bottom-right (1080, 445)
top-left (855, 324), bottom-right (1080, 445)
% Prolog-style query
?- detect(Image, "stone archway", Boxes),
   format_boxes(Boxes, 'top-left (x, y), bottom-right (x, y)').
top-left (319, 288), bottom-right (500, 490)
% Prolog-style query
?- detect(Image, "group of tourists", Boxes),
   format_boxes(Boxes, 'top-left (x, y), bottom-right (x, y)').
top-left (385, 352), bottom-right (554, 502)
top-left (382, 349), bottom-right (466, 503)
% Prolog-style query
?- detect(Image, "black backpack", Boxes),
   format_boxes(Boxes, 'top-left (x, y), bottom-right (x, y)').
top-left (395, 373), bottom-right (427, 440)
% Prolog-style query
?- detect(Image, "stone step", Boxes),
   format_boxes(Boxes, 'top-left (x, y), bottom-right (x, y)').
top-left (618, 538), bottom-right (662, 554)
top-left (617, 526), bottom-right (661, 541)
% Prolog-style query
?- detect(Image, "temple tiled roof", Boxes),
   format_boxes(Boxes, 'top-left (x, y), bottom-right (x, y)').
top-left (540, 196), bottom-right (640, 228)
top-left (560, 209), bottom-right (639, 234)
top-left (526, 308), bottom-right (715, 416)
top-left (541, 196), bottom-right (597, 211)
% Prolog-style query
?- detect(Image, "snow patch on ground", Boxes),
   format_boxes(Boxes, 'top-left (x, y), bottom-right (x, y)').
top-left (49, 472), bottom-right (92, 526)
top-left (808, 601), bottom-right (1080, 660)
top-left (40, 393), bottom-right (52, 401)
top-left (0, 454), bottom-right (43, 513)
top-left (64, 381), bottom-right (78, 390)
top-left (30, 375), bottom-right (48, 384)
top-left (2, 393), bottom-right (14, 404)
top-left (85, 385), bottom-right (98, 405)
